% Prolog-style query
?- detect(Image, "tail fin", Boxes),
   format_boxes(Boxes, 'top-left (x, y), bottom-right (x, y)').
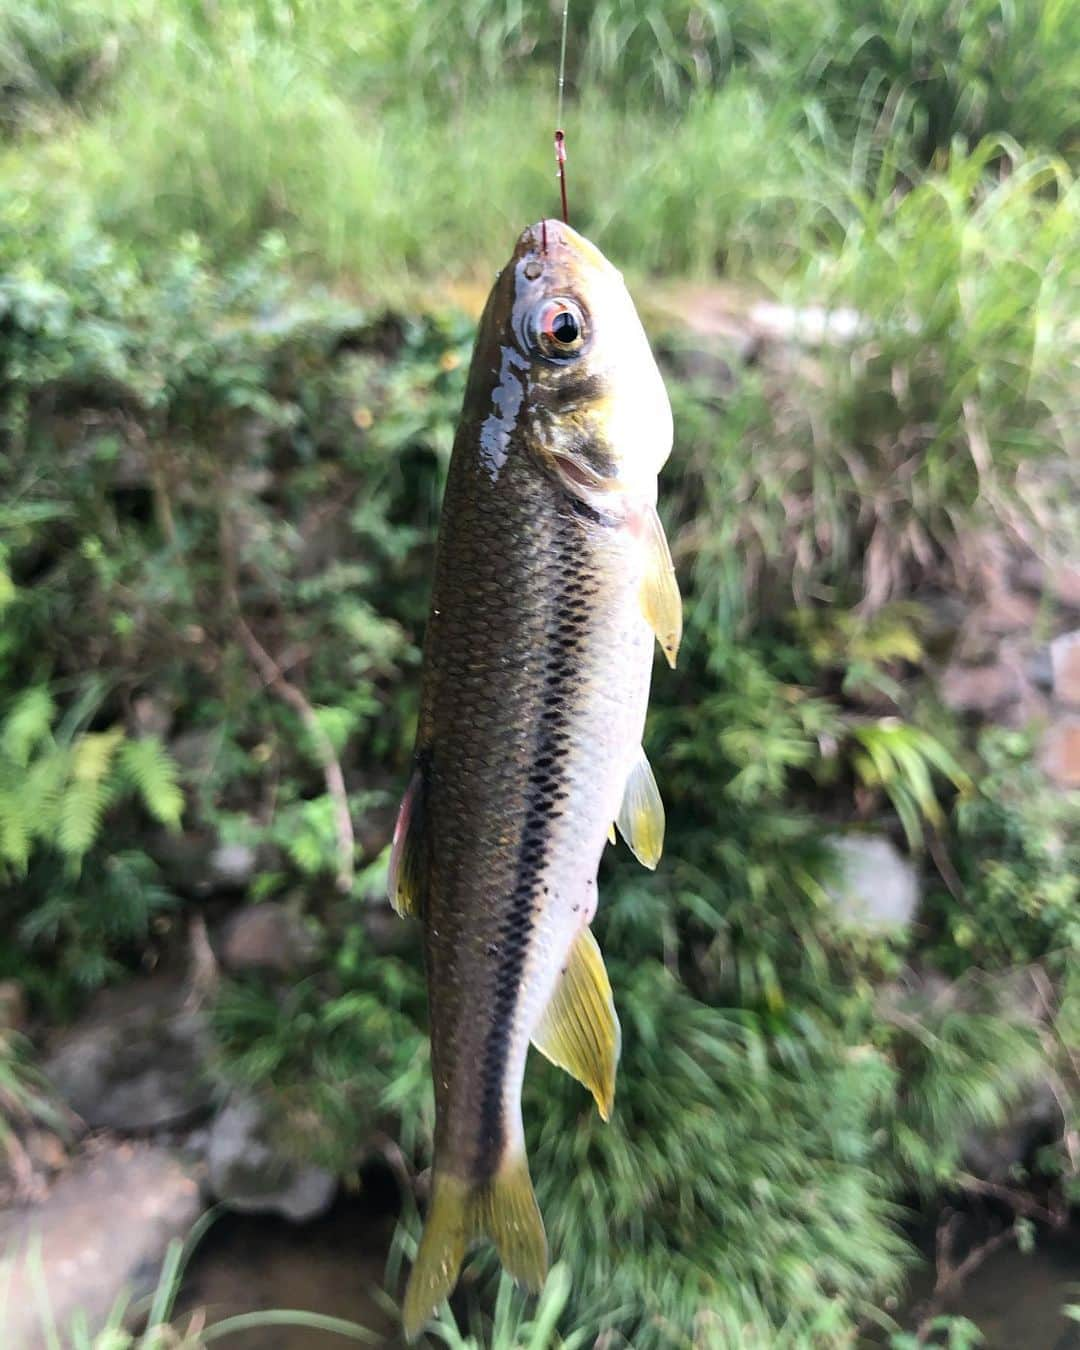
top-left (402, 1156), bottom-right (548, 1340)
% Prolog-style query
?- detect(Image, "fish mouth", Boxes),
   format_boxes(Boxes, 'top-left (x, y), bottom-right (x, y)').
top-left (513, 220), bottom-right (614, 279)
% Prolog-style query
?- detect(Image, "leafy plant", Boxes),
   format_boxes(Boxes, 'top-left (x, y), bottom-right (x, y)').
top-left (0, 688), bottom-right (182, 875)
top-left (849, 718), bottom-right (971, 851)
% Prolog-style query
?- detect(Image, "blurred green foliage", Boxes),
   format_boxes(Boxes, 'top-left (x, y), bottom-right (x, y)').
top-left (1, 1), bottom-right (1078, 1346)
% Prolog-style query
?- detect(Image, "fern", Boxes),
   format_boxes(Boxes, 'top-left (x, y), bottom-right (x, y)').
top-left (0, 704), bottom-right (183, 872)
top-left (0, 686), bottom-right (54, 766)
top-left (56, 776), bottom-right (111, 860)
top-left (118, 736), bottom-right (184, 827)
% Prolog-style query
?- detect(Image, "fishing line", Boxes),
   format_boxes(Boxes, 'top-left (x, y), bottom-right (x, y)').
top-left (555, 0), bottom-right (570, 225)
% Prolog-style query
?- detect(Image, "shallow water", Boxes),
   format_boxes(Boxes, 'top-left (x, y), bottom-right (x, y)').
top-left (179, 1193), bottom-right (1080, 1349)
top-left (176, 1193), bottom-right (401, 1348)
top-left (892, 1223), bottom-right (1080, 1349)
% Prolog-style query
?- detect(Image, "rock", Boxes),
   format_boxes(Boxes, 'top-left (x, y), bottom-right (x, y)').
top-left (131, 693), bottom-right (175, 740)
top-left (658, 336), bottom-right (740, 392)
top-left (749, 299), bottom-right (866, 345)
top-left (23, 1128), bottom-right (69, 1175)
top-left (152, 826), bottom-right (278, 899)
top-left (1040, 716), bottom-right (1080, 789)
top-left (939, 662), bottom-right (1023, 715)
top-left (0, 979), bottom-right (27, 1031)
top-left (0, 1140), bottom-right (203, 1348)
top-left (206, 1095), bottom-right (336, 1222)
top-left (824, 834), bottom-right (920, 932)
top-left (1046, 560), bottom-right (1080, 612)
top-left (1050, 630), bottom-right (1080, 707)
top-left (208, 840), bottom-right (258, 891)
top-left (45, 975), bottom-right (216, 1132)
top-left (219, 902), bottom-right (319, 974)
top-left (881, 968), bottom-right (1057, 1183)
top-left (363, 902), bottom-right (416, 956)
top-left (1029, 645), bottom-right (1056, 692)
top-left (963, 1077), bottom-right (1060, 1182)
top-left (169, 727), bottom-right (221, 776)
top-left (354, 802), bottom-right (396, 862)
top-left (971, 589), bottom-right (1040, 637)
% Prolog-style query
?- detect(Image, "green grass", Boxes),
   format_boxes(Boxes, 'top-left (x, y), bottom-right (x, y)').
top-left (3, 0), bottom-right (1077, 295)
top-left (2, 2), bottom-right (1078, 1346)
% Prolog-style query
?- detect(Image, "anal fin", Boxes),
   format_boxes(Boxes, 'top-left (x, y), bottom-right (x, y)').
top-left (616, 746), bottom-right (665, 870)
top-left (531, 927), bottom-right (621, 1121)
top-left (638, 500), bottom-right (682, 669)
top-left (388, 766), bottom-right (425, 917)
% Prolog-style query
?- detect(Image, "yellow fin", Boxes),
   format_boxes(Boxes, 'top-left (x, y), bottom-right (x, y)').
top-left (531, 927), bottom-right (621, 1121)
top-left (607, 822), bottom-right (616, 845)
top-left (616, 746), bottom-right (665, 870)
top-left (388, 767), bottom-right (425, 917)
top-left (638, 501), bottom-right (682, 668)
top-left (402, 1158), bottom-right (547, 1341)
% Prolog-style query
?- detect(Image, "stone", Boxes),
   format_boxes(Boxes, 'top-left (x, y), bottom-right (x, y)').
top-left (1047, 560), bottom-right (1080, 611)
top-left (1029, 645), bottom-right (1055, 692)
top-left (748, 299), bottom-right (866, 344)
top-left (208, 840), bottom-right (258, 891)
top-left (219, 902), bottom-right (319, 974)
top-left (23, 1128), bottom-right (69, 1175)
top-left (972, 589), bottom-right (1040, 637)
top-left (206, 1095), bottom-right (336, 1222)
top-left (131, 693), bottom-right (175, 740)
top-left (1040, 717), bottom-right (1080, 790)
top-left (939, 662), bottom-right (1022, 716)
top-left (824, 834), bottom-right (920, 931)
top-left (1050, 630), bottom-right (1080, 707)
top-left (44, 975), bottom-right (216, 1132)
top-left (0, 979), bottom-right (27, 1031)
top-left (0, 1140), bottom-right (203, 1348)
top-left (168, 727), bottom-right (221, 776)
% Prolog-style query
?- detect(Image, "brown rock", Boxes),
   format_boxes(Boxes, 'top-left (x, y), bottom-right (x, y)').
top-left (1050, 630), bottom-right (1080, 707)
top-left (0, 1141), bottom-right (203, 1348)
top-left (0, 980), bottom-right (27, 1031)
top-left (44, 975), bottom-right (215, 1131)
top-left (975, 589), bottom-right (1040, 636)
top-left (939, 662), bottom-right (1023, 715)
top-left (219, 902), bottom-right (319, 974)
top-left (23, 1129), bottom-right (69, 1175)
top-left (1040, 717), bottom-right (1080, 789)
top-left (1048, 561), bottom-right (1080, 611)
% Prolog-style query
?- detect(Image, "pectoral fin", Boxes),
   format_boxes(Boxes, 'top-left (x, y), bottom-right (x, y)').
top-left (531, 927), bottom-right (621, 1121)
top-left (638, 501), bottom-right (682, 669)
top-left (388, 766), bottom-right (425, 917)
top-left (616, 746), bottom-right (665, 870)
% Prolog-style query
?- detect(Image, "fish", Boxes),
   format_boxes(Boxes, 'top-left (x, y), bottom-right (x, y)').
top-left (388, 217), bottom-right (681, 1339)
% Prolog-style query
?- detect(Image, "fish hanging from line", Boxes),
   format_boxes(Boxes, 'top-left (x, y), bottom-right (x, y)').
top-left (389, 217), bottom-right (681, 1339)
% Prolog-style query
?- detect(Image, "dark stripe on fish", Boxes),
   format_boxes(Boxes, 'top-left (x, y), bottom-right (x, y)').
top-left (474, 521), bottom-right (585, 1179)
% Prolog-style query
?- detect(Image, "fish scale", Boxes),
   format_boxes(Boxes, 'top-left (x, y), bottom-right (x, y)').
top-left (391, 219), bottom-right (681, 1338)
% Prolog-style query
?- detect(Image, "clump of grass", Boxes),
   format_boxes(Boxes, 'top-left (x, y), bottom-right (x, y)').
top-left (30, 55), bottom-right (847, 293)
top-left (666, 139), bottom-right (1078, 612)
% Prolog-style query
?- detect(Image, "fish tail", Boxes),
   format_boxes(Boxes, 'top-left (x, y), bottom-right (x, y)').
top-left (402, 1155), bottom-right (548, 1340)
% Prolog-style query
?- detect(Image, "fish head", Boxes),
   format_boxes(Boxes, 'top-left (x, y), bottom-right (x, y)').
top-left (467, 219), bottom-right (672, 504)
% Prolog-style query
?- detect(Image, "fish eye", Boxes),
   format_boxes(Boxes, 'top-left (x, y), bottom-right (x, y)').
top-left (532, 298), bottom-right (586, 359)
